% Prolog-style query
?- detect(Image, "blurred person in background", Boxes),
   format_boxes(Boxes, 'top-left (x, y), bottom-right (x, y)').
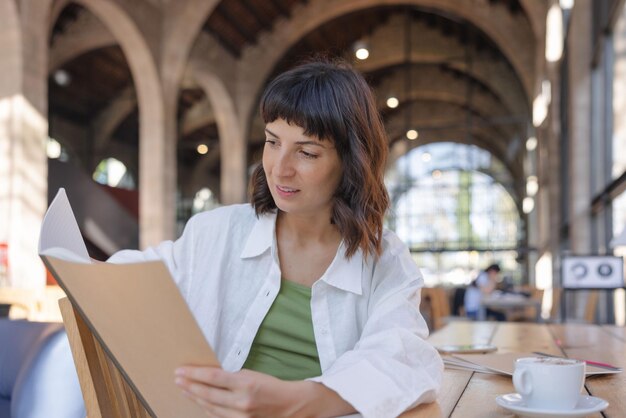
top-left (464, 263), bottom-right (506, 321)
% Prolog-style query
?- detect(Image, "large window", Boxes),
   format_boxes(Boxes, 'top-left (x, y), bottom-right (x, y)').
top-left (385, 143), bottom-right (523, 286)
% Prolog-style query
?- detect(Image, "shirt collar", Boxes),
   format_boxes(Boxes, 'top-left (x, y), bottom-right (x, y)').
top-left (240, 211), bottom-right (277, 259)
top-left (320, 241), bottom-right (363, 295)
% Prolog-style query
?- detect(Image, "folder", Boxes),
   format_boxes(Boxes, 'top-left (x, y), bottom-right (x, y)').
top-left (39, 189), bottom-right (219, 417)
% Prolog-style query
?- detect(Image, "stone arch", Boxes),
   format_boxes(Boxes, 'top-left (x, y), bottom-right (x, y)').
top-left (49, 12), bottom-right (116, 71)
top-left (519, 0), bottom-right (546, 41)
top-left (238, 0), bottom-right (536, 132)
top-left (64, 0), bottom-right (169, 246)
top-left (160, 0), bottom-right (221, 100)
top-left (193, 67), bottom-right (246, 204)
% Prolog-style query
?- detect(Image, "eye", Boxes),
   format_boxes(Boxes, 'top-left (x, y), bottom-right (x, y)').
top-left (265, 139), bottom-right (278, 147)
top-left (300, 150), bottom-right (318, 159)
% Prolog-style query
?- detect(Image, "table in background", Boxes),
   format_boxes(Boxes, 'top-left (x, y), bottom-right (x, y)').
top-left (401, 321), bottom-right (626, 417)
top-left (478, 295), bottom-right (542, 322)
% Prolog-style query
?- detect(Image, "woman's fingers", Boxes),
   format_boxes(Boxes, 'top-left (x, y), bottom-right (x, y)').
top-left (176, 367), bottom-right (239, 389)
top-left (176, 376), bottom-right (244, 408)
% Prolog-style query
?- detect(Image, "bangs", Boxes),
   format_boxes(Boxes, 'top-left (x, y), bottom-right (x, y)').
top-left (260, 64), bottom-right (349, 144)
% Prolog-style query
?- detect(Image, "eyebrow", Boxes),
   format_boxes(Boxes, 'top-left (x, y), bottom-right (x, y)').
top-left (264, 128), bottom-right (327, 148)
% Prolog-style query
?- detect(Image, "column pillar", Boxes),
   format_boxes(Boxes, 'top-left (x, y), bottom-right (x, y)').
top-left (0, 0), bottom-right (48, 289)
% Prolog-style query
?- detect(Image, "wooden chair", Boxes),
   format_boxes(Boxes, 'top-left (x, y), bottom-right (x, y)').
top-left (58, 297), bottom-right (150, 418)
top-left (550, 288), bottom-right (599, 323)
top-left (421, 287), bottom-right (467, 331)
top-left (507, 287), bottom-right (544, 322)
top-left (550, 287), bottom-right (562, 322)
top-left (583, 290), bottom-right (600, 323)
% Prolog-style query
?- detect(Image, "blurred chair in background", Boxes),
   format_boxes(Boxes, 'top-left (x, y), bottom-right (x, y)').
top-left (421, 287), bottom-right (468, 331)
top-left (0, 319), bottom-right (85, 418)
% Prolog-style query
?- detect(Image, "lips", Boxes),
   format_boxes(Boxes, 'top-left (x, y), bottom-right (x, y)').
top-left (276, 185), bottom-right (300, 197)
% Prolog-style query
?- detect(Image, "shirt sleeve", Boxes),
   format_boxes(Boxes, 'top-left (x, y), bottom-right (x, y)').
top-left (310, 243), bottom-right (444, 418)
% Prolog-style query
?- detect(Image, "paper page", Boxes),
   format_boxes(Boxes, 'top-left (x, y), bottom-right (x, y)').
top-left (451, 352), bottom-right (621, 376)
top-left (38, 188), bottom-right (90, 262)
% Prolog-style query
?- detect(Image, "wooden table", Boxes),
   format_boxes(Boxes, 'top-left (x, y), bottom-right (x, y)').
top-left (478, 296), bottom-right (542, 321)
top-left (401, 321), bottom-right (626, 417)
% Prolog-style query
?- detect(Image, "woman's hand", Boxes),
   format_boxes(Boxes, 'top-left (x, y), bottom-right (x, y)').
top-left (174, 366), bottom-right (355, 418)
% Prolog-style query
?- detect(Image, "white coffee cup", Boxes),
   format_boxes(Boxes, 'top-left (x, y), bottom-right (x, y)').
top-left (512, 356), bottom-right (585, 410)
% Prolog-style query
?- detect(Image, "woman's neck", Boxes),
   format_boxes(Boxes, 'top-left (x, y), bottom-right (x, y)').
top-left (276, 210), bottom-right (341, 246)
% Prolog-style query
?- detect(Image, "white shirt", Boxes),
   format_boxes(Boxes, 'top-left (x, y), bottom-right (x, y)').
top-left (108, 204), bottom-right (443, 418)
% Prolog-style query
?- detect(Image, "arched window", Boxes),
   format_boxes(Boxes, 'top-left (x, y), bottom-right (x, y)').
top-left (93, 158), bottom-right (135, 189)
top-left (385, 142), bottom-right (523, 286)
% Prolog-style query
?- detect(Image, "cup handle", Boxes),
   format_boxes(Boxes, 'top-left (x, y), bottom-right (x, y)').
top-left (513, 368), bottom-right (532, 396)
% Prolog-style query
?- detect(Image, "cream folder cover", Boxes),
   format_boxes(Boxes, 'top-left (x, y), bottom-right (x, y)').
top-left (40, 189), bottom-right (219, 417)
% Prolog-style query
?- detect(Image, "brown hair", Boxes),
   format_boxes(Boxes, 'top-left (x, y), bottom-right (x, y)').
top-left (250, 59), bottom-right (389, 259)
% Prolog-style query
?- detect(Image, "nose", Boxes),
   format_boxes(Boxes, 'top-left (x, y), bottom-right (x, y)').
top-left (274, 151), bottom-right (295, 177)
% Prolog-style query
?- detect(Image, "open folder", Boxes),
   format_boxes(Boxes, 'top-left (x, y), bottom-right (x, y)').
top-left (39, 188), bottom-right (218, 418)
top-left (443, 352), bottom-right (621, 376)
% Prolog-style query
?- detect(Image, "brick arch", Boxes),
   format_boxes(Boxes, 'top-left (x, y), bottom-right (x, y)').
top-left (384, 99), bottom-right (525, 182)
top-left (238, 0), bottom-right (536, 133)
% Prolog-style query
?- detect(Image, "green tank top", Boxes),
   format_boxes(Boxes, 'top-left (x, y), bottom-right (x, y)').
top-left (242, 279), bottom-right (322, 380)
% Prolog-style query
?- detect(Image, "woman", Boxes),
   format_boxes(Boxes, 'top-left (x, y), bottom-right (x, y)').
top-left (464, 263), bottom-right (506, 321)
top-left (110, 59), bottom-right (442, 417)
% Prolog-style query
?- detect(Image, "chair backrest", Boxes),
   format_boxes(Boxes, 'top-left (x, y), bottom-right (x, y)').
top-left (58, 297), bottom-right (151, 418)
top-left (549, 287), bottom-right (562, 322)
top-left (583, 290), bottom-right (600, 323)
top-left (0, 319), bottom-right (84, 418)
top-left (421, 287), bottom-right (451, 330)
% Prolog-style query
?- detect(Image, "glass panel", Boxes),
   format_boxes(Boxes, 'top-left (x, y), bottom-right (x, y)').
top-left (613, 6), bottom-right (626, 178)
top-left (385, 142), bottom-right (522, 286)
top-left (614, 191), bottom-right (626, 238)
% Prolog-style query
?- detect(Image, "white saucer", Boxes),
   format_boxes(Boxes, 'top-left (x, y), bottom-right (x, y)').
top-left (495, 393), bottom-right (608, 418)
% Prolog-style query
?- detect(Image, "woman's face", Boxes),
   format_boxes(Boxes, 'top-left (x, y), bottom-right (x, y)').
top-left (263, 118), bottom-right (342, 219)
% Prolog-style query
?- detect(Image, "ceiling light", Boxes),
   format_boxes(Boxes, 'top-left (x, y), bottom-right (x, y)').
top-left (353, 40), bottom-right (369, 60)
top-left (532, 81), bottom-right (550, 127)
top-left (406, 129), bottom-right (418, 140)
top-left (526, 137), bottom-right (538, 151)
top-left (47, 137), bottom-right (62, 159)
top-left (355, 47), bottom-right (369, 60)
top-left (53, 69), bottom-right (71, 86)
top-left (546, 4), bottom-right (563, 62)
top-left (432, 170), bottom-right (442, 179)
top-left (523, 197), bottom-right (535, 214)
top-left (559, 0), bottom-right (574, 10)
top-left (526, 175), bottom-right (539, 197)
top-left (421, 152), bottom-right (431, 162)
top-left (386, 97), bottom-right (399, 108)
top-left (196, 144), bottom-right (208, 155)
